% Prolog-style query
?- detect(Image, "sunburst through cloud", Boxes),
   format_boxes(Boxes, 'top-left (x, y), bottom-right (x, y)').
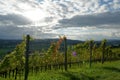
top-left (0, 0), bottom-right (120, 40)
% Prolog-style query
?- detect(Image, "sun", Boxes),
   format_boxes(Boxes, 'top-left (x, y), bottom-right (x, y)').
top-left (23, 9), bottom-right (46, 22)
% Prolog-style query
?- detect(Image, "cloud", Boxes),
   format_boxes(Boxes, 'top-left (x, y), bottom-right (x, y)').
top-left (59, 11), bottom-right (120, 27)
top-left (0, 13), bottom-right (33, 39)
top-left (0, 24), bottom-right (58, 39)
top-left (0, 25), bottom-right (27, 39)
top-left (51, 27), bottom-right (120, 40)
top-left (0, 0), bottom-right (120, 22)
top-left (0, 14), bottom-right (31, 25)
top-left (0, 0), bottom-right (120, 40)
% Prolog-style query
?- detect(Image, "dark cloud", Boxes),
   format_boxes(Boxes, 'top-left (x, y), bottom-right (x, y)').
top-left (0, 14), bottom-right (31, 25)
top-left (59, 11), bottom-right (120, 27)
top-left (0, 13), bottom-right (32, 39)
top-left (0, 24), bottom-right (58, 39)
top-left (0, 25), bottom-right (30, 39)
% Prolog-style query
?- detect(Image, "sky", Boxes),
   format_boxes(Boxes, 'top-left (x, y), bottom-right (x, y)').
top-left (0, 0), bottom-right (120, 40)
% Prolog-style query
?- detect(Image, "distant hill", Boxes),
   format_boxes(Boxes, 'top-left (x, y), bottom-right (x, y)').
top-left (29, 39), bottom-right (83, 51)
top-left (0, 39), bottom-right (120, 50)
top-left (0, 39), bottom-right (120, 58)
top-left (0, 39), bottom-right (82, 58)
top-left (107, 39), bottom-right (120, 47)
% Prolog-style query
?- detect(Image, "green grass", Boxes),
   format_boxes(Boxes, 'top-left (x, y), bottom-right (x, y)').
top-left (0, 60), bottom-right (120, 80)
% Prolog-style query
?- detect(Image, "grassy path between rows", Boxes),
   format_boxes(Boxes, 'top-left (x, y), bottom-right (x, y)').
top-left (0, 60), bottom-right (120, 80)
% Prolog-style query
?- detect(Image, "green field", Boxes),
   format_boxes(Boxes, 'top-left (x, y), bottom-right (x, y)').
top-left (0, 60), bottom-right (120, 80)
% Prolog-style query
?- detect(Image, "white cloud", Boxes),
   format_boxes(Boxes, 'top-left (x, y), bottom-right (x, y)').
top-left (0, 0), bottom-right (120, 40)
top-left (0, 14), bottom-right (31, 25)
top-left (113, 0), bottom-right (120, 3)
top-left (51, 26), bottom-right (120, 40)
top-left (0, 0), bottom-right (120, 20)
top-left (59, 11), bottom-right (120, 27)
top-left (103, 0), bottom-right (110, 2)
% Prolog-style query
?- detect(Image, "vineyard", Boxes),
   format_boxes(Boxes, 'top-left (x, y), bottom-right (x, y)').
top-left (0, 35), bottom-right (120, 80)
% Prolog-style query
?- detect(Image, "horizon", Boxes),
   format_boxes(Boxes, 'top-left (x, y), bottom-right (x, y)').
top-left (0, 37), bottom-right (120, 41)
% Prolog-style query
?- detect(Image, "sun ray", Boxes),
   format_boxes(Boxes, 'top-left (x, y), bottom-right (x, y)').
top-left (23, 9), bottom-right (47, 22)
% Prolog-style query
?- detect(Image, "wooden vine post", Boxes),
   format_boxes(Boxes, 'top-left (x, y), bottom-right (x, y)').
top-left (64, 36), bottom-right (67, 71)
top-left (89, 40), bottom-right (93, 68)
top-left (101, 39), bottom-right (106, 64)
top-left (24, 35), bottom-right (30, 80)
